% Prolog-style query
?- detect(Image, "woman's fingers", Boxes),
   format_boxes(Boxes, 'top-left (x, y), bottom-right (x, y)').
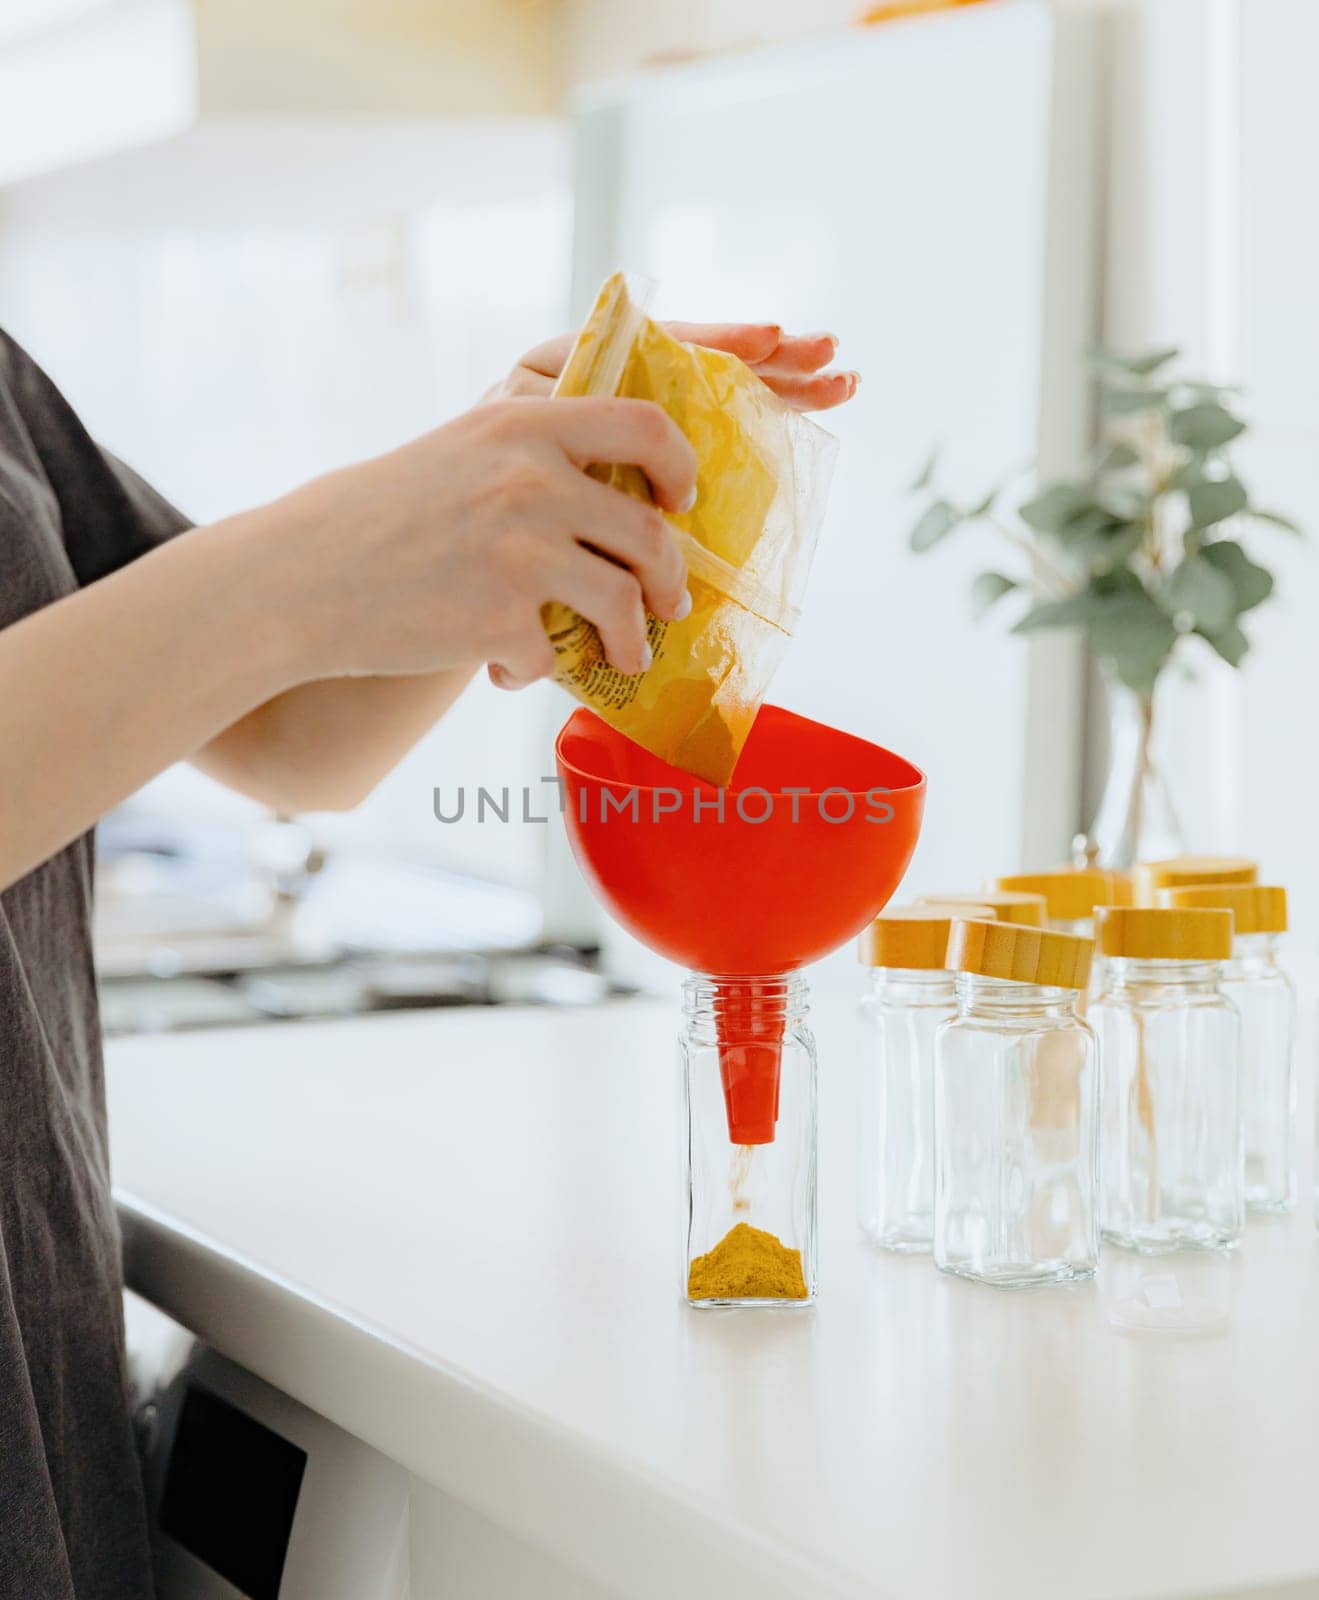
top-left (509, 324), bottom-right (859, 415)
top-left (661, 321), bottom-right (783, 364)
top-left (566, 474), bottom-right (689, 621)
top-left (751, 332), bottom-right (838, 376)
top-left (761, 370), bottom-right (860, 411)
top-left (660, 324), bottom-right (846, 380)
top-left (499, 366), bottom-right (554, 400)
top-left (539, 397), bottom-right (697, 514)
top-left (513, 325), bottom-right (844, 379)
top-left (514, 333), bottom-right (575, 379)
top-left (549, 547), bottom-right (652, 676)
top-left (488, 629), bottom-right (556, 692)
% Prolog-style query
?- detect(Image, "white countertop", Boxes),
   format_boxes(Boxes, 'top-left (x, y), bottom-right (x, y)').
top-left (108, 986), bottom-right (1319, 1600)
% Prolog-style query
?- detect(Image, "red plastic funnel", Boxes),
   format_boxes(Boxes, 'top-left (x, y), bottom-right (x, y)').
top-left (555, 705), bottom-right (926, 1142)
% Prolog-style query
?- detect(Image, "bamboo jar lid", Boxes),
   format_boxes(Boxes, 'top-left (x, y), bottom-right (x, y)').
top-left (946, 917), bottom-right (1094, 990)
top-left (989, 868), bottom-right (1132, 921)
top-left (1159, 884), bottom-right (1288, 935)
top-left (1134, 856), bottom-right (1257, 905)
top-left (858, 903), bottom-right (992, 969)
top-left (1097, 906), bottom-right (1233, 960)
top-left (919, 890), bottom-right (1046, 927)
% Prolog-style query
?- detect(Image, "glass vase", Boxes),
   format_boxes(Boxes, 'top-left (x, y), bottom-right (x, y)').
top-left (1083, 676), bottom-right (1186, 871)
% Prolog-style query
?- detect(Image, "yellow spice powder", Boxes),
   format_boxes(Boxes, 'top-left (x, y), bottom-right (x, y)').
top-left (687, 1222), bottom-right (808, 1301)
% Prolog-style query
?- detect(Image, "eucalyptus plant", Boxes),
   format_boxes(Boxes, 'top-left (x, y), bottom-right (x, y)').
top-left (908, 348), bottom-right (1299, 702)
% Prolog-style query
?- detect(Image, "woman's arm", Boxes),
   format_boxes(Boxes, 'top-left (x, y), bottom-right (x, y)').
top-left (191, 667), bottom-right (477, 814)
top-left (190, 324), bottom-right (856, 813)
top-left (0, 396), bottom-right (696, 891)
top-left (0, 500), bottom-right (312, 886)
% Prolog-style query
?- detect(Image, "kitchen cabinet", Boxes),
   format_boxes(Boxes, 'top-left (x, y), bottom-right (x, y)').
top-left (0, 0), bottom-right (557, 187)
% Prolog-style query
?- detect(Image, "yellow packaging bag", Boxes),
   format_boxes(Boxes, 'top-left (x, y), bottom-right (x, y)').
top-left (544, 273), bottom-right (837, 787)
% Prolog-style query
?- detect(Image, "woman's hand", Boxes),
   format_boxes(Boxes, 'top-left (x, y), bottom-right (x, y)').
top-left (489, 322), bottom-right (859, 412)
top-left (288, 395), bottom-right (697, 690)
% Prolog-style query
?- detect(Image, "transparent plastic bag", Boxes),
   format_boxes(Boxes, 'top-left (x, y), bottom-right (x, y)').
top-left (544, 273), bottom-right (837, 787)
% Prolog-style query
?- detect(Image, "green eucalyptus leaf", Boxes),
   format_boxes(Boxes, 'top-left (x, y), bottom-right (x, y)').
top-left (1018, 483), bottom-right (1094, 535)
top-left (1103, 386), bottom-right (1169, 416)
top-left (1177, 381), bottom-right (1242, 403)
top-left (970, 571), bottom-right (1018, 619)
top-left (1086, 587), bottom-right (1179, 697)
top-left (1012, 591), bottom-right (1100, 634)
top-left (1250, 508), bottom-right (1304, 536)
top-left (1096, 485), bottom-right (1150, 521)
top-left (1032, 474), bottom-right (1143, 559)
top-left (1165, 459), bottom-right (1209, 491)
top-left (1197, 619), bottom-right (1250, 668)
top-left (1062, 508), bottom-right (1127, 547)
top-left (1163, 553), bottom-right (1237, 631)
top-left (1199, 539), bottom-right (1274, 613)
top-left (1094, 442), bottom-right (1140, 474)
top-left (1187, 475), bottom-right (1249, 528)
top-left (1088, 523), bottom-right (1146, 571)
top-left (910, 499), bottom-right (959, 553)
top-left (910, 447), bottom-right (940, 493)
top-left (966, 484), bottom-right (1000, 519)
top-left (1015, 570), bottom-right (1176, 694)
top-left (1170, 402), bottom-right (1246, 450)
top-left (1087, 345), bottom-right (1180, 377)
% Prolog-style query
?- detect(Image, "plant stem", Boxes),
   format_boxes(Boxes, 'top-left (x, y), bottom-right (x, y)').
top-left (983, 515), bottom-right (1074, 598)
top-left (1132, 689), bottom-right (1158, 1219)
top-left (1132, 692), bottom-right (1154, 845)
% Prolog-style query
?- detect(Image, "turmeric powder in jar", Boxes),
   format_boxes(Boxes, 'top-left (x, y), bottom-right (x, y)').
top-left (682, 973), bottom-right (817, 1307)
top-left (687, 1223), bottom-right (808, 1302)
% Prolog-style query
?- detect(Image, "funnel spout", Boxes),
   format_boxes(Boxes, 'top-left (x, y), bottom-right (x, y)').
top-left (712, 976), bottom-right (789, 1145)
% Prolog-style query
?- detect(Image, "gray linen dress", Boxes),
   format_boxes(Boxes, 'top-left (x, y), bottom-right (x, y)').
top-left (0, 329), bottom-right (188, 1598)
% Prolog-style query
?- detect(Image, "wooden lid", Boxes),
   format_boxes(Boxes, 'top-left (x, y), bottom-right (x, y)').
top-left (858, 903), bottom-right (992, 969)
top-left (1159, 884), bottom-right (1288, 935)
top-left (919, 890), bottom-right (1046, 927)
top-left (946, 918), bottom-right (1094, 990)
top-left (1134, 856), bottom-right (1257, 904)
top-left (990, 868), bottom-right (1132, 921)
top-left (1097, 906), bottom-right (1234, 959)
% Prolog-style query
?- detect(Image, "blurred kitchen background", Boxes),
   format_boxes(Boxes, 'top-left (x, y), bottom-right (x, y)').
top-left (2, 0), bottom-right (1315, 1029)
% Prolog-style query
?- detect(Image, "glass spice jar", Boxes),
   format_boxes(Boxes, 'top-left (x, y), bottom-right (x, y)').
top-left (989, 867), bottom-right (1132, 941)
top-left (683, 972), bottom-right (817, 1307)
top-left (1133, 855), bottom-right (1257, 906)
top-left (856, 903), bottom-right (990, 1252)
top-left (934, 918), bottom-right (1099, 1288)
top-left (1160, 885), bottom-right (1295, 1213)
top-left (919, 890), bottom-right (1046, 928)
top-left (1091, 906), bottom-right (1243, 1252)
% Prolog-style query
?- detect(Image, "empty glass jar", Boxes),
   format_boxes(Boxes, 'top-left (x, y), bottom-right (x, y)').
top-left (989, 867), bottom-right (1132, 940)
top-left (683, 973), bottom-right (817, 1307)
top-left (857, 904), bottom-right (986, 1252)
top-left (920, 890), bottom-right (1046, 928)
top-left (934, 918), bottom-right (1099, 1288)
top-left (1091, 907), bottom-right (1243, 1251)
top-left (1161, 885), bottom-right (1294, 1213)
top-left (1133, 855), bottom-right (1257, 906)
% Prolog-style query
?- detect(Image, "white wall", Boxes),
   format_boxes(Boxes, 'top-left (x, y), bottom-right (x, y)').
top-left (0, 128), bottom-right (570, 890)
top-left (7, 0), bottom-right (1312, 938)
top-left (565, 0), bottom-right (1317, 917)
top-left (1232, 0), bottom-right (1319, 946)
top-left (1091, 0), bottom-right (1319, 943)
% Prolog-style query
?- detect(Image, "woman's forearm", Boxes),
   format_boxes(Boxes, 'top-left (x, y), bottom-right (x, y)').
top-left (191, 664), bottom-right (478, 814)
top-left (0, 394), bottom-right (708, 889)
top-left (0, 500), bottom-right (315, 891)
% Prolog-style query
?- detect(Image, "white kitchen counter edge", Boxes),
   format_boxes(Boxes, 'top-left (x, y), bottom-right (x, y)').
top-left (118, 1190), bottom-right (872, 1600)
